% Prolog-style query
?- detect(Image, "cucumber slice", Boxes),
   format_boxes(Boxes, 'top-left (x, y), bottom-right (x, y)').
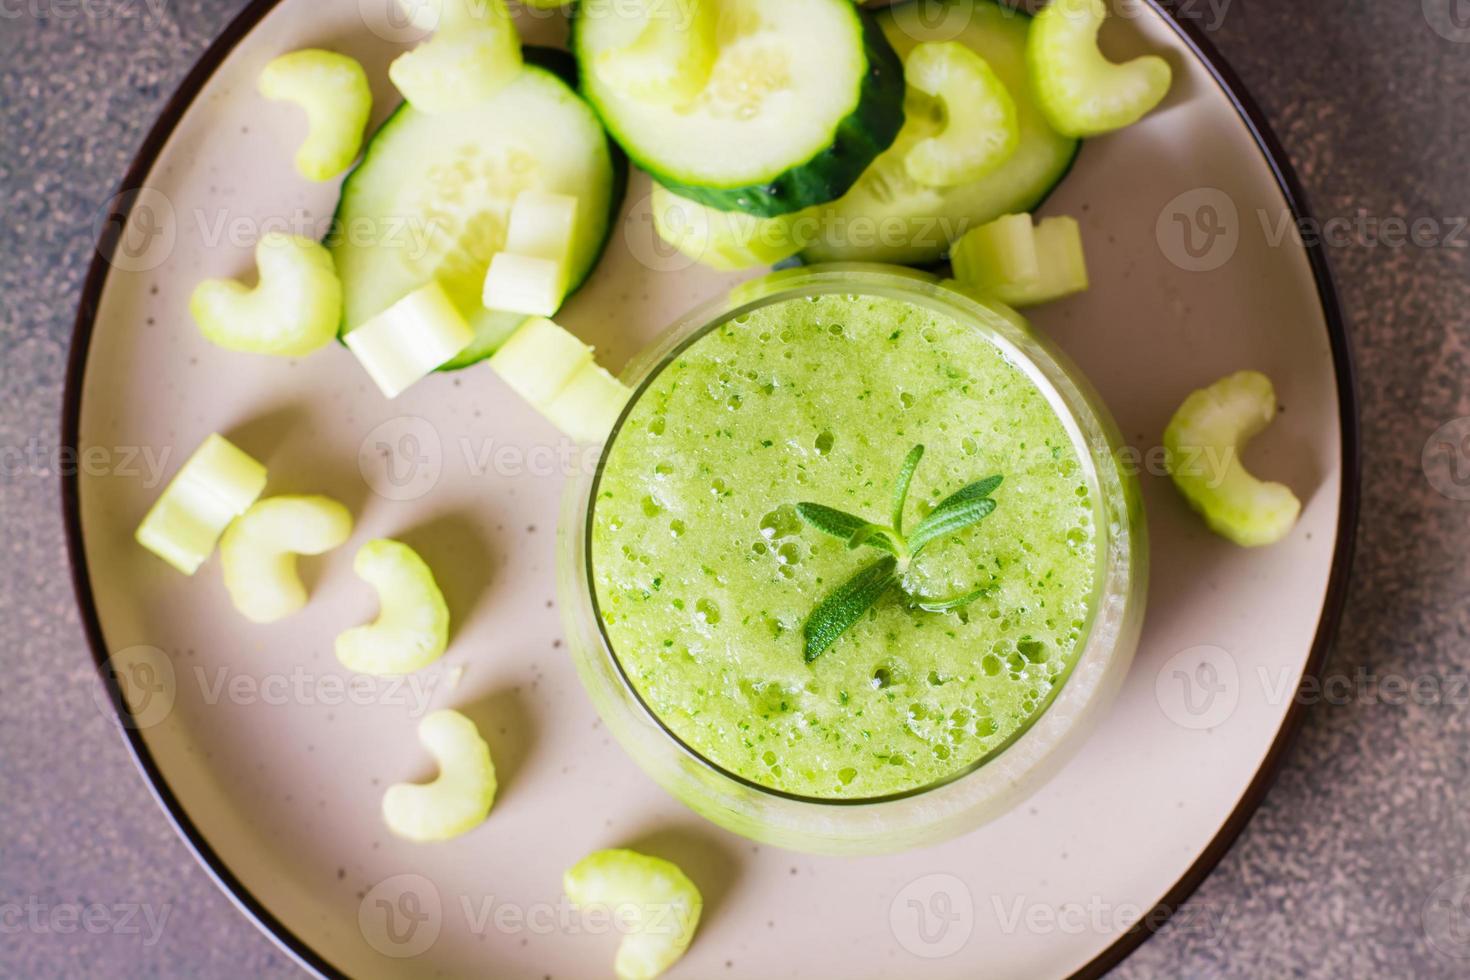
top-left (650, 185), bottom-right (809, 270)
top-left (383, 709), bottom-right (497, 842)
top-left (564, 849), bottom-right (702, 980)
top-left (344, 281), bottom-right (474, 398)
top-left (191, 233), bottom-right (342, 358)
top-left (801, 0), bottom-right (1080, 266)
top-left (593, 0), bottom-right (719, 107)
top-left (543, 363), bottom-right (631, 444)
top-left (257, 50), bottom-right (372, 182)
top-left (388, 0), bottom-right (522, 115)
top-left (330, 48), bottom-right (627, 370)
top-left (1164, 371), bottom-right (1301, 548)
top-left (951, 213), bottom-right (1088, 307)
top-left (574, 0), bottom-right (905, 217)
top-left (219, 495), bottom-right (353, 623)
top-left (336, 539), bottom-right (451, 675)
top-left (136, 434), bottom-right (268, 575)
top-left (488, 316), bottom-right (594, 409)
top-left (904, 42), bottom-right (1018, 188)
top-left (1028, 0), bottom-right (1172, 138)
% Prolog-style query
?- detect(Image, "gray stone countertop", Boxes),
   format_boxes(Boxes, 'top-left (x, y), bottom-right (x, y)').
top-left (2, 1), bottom-right (1468, 976)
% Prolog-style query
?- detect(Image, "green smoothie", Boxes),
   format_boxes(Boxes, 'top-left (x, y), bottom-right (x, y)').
top-left (589, 290), bottom-right (1098, 800)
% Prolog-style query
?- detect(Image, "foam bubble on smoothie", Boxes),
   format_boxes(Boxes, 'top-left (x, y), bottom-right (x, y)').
top-left (591, 293), bottom-right (1097, 799)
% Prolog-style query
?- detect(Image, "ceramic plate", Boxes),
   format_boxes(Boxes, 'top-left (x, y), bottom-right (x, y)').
top-left (64, 1), bottom-right (1357, 976)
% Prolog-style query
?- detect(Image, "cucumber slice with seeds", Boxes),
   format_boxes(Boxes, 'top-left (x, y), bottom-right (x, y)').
top-left (801, 0), bottom-right (1080, 266)
top-left (1028, 0), bottom-right (1173, 138)
top-left (593, 0), bottom-right (719, 107)
top-left (383, 709), bottom-right (497, 842)
top-left (574, 0), bottom-right (905, 217)
top-left (903, 41), bottom-right (1018, 188)
top-left (1164, 371), bottom-right (1301, 548)
top-left (650, 184), bottom-right (810, 270)
top-left (331, 48), bottom-right (627, 370)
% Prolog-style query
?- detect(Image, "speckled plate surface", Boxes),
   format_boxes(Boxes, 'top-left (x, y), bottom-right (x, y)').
top-left (63, 1), bottom-right (1357, 977)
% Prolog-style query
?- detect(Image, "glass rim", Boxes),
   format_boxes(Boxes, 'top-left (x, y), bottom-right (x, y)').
top-left (577, 264), bottom-right (1130, 808)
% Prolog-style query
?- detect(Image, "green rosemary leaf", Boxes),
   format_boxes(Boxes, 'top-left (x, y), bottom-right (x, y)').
top-left (846, 523), bottom-right (901, 555)
top-left (909, 497), bottom-right (998, 554)
top-left (890, 444), bottom-right (925, 534)
top-left (931, 474), bottom-right (1003, 514)
top-left (796, 502), bottom-right (870, 542)
top-left (802, 556), bottom-right (899, 663)
top-left (909, 584), bottom-right (994, 613)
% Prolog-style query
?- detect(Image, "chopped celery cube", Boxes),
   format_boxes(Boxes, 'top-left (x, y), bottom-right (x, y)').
top-left (950, 213), bottom-right (1040, 293)
top-left (1028, 0), bottom-right (1173, 138)
top-left (564, 849), bottom-right (702, 980)
top-left (220, 495), bottom-right (353, 623)
top-left (950, 214), bottom-right (1088, 308)
top-left (257, 49), bottom-right (372, 182)
top-left (481, 252), bottom-right (567, 317)
top-left (190, 233), bottom-right (342, 358)
top-left (1164, 370), bottom-right (1301, 547)
top-left (505, 190), bottom-right (579, 266)
top-left (488, 316), bottom-right (594, 409)
top-left (383, 709), bottom-right (497, 842)
top-left (335, 539), bottom-right (450, 675)
top-left (135, 434), bottom-right (267, 575)
top-left (389, 0), bottom-right (522, 115)
top-left (903, 41), bottom-right (1019, 188)
top-left (344, 281), bottom-right (473, 398)
top-left (543, 363), bottom-right (632, 444)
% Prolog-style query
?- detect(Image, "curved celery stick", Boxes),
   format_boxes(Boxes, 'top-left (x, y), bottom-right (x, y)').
top-left (564, 849), bottom-right (702, 980)
top-left (336, 539), bottom-right (450, 675)
top-left (594, 0), bottom-right (719, 106)
top-left (389, 0), bottom-right (523, 115)
top-left (219, 495), bottom-right (353, 623)
top-left (904, 42), bottom-right (1018, 188)
top-left (257, 50), bottom-right (372, 182)
top-left (1163, 371), bottom-right (1301, 547)
top-left (651, 185), bottom-right (809, 271)
top-left (190, 233), bottom-right (342, 357)
top-left (1027, 0), bottom-right (1172, 138)
top-left (383, 709), bottom-right (496, 842)
top-left (544, 363), bottom-right (631, 444)
top-left (488, 316), bottom-right (594, 409)
top-left (344, 280), bottom-right (473, 398)
top-left (136, 434), bottom-right (268, 575)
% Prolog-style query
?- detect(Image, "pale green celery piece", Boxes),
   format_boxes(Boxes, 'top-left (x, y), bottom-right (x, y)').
top-left (950, 212), bottom-right (1041, 292)
top-left (904, 41), bottom-right (1019, 187)
top-left (481, 252), bottom-right (566, 317)
top-left (335, 539), bottom-right (451, 675)
top-left (650, 184), bottom-right (810, 271)
top-left (594, 0), bottom-right (719, 106)
top-left (1028, 0), bottom-right (1172, 138)
top-left (382, 709), bottom-right (497, 842)
top-left (135, 434), bottom-right (268, 575)
top-left (344, 280), bottom-right (474, 398)
top-left (257, 49), bottom-right (372, 181)
top-left (543, 363), bottom-right (632, 444)
top-left (389, 0), bottom-right (523, 114)
top-left (564, 849), bottom-right (702, 980)
top-left (488, 316), bottom-right (594, 410)
top-left (190, 233), bottom-right (342, 357)
top-left (505, 190), bottom-right (579, 267)
top-left (1163, 370), bottom-right (1301, 547)
top-left (219, 495), bottom-right (353, 624)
